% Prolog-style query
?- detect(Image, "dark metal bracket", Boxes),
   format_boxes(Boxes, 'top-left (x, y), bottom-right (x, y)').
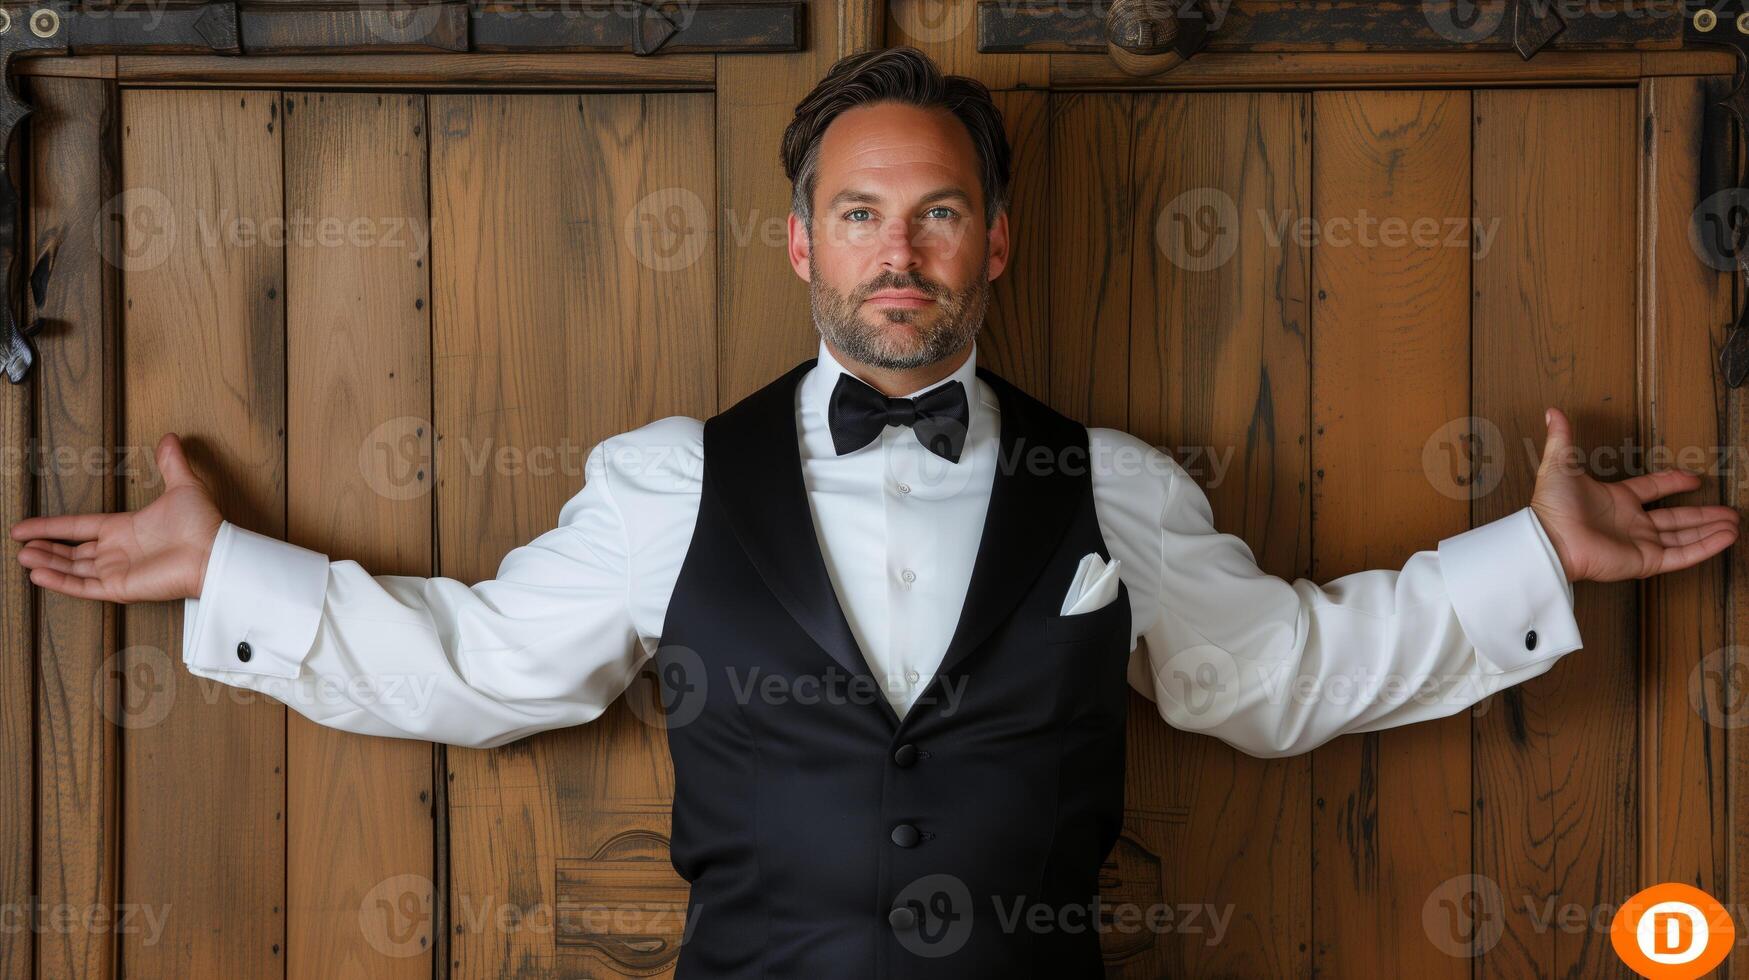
top-left (1685, 2), bottom-right (1749, 385)
top-left (0, 0), bottom-right (806, 383)
top-left (975, 0), bottom-right (1676, 64)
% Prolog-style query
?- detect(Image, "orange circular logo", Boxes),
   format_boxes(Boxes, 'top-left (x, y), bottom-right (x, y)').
top-left (1609, 882), bottom-right (1735, 979)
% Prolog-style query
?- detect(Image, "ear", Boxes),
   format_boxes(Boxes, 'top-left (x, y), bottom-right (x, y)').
top-left (985, 209), bottom-right (1010, 282)
top-left (787, 212), bottom-right (811, 283)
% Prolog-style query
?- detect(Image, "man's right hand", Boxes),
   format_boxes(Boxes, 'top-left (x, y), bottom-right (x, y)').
top-left (9, 432), bottom-right (223, 603)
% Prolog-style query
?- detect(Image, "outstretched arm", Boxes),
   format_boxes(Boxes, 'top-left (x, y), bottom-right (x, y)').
top-left (1095, 409), bottom-right (1736, 759)
top-left (12, 424), bottom-right (703, 749)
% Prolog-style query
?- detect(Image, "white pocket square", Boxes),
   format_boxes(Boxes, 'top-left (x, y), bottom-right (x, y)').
top-left (1060, 552), bottom-right (1122, 615)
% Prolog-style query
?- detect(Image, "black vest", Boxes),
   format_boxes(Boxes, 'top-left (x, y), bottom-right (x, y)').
top-left (655, 357), bottom-right (1133, 979)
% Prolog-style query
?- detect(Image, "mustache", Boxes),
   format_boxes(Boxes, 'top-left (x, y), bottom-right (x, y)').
top-left (858, 273), bottom-right (940, 298)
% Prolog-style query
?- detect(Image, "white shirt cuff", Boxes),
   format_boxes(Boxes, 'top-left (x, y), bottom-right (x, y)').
top-left (1437, 505), bottom-right (1581, 674)
top-left (181, 520), bottom-right (331, 679)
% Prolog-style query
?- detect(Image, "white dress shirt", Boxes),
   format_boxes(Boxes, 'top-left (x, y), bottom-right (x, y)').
top-left (182, 337), bottom-right (1582, 755)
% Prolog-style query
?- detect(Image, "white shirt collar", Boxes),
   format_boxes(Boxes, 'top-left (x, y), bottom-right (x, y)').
top-left (797, 336), bottom-right (988, 460)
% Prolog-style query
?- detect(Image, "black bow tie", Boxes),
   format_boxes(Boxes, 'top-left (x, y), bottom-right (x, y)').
top-left (828, 370), bottom-right (970, 463)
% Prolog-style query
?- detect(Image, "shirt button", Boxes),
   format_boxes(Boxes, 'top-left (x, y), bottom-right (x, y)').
top-left (1525, 629), bottom-right (1537, 651)
top-left (896, 482), bottom-right (911, 494)
top-left (893, 743), bottom-right (919, 767)
top-left (236, 640), bottom-right (253, 663)
top-left (889, 905), bottom-right (917, 931)
top-left (906, 669), bottom-right (920, 684)
top-left (900, 568), bottom-right (916, 584)
top-left (891, 823), bottom-right (921, 848)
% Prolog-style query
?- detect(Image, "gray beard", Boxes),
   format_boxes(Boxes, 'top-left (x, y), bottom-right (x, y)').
top-left (809, 268), bottom-right (990, 372)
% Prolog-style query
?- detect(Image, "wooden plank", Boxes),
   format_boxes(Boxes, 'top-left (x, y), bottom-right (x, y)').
top-left (983, 90), bottom-right (1049, 394)
top-left (716, 3), bottom-right (878, 403)
top-left (1126, 90), bottom-right (1312, 979)
top-left (120, 88), bottom-right (288, 979)
top-left (1048, 49), bottom-right (1734, 88)
top-left (1045, 92), bottom-right (1130, 428)
top-left (1637, 75), bottom-right (1733, 905)
top-left (1472, 86), bottom-right (1638, 979)
top-left (28, 73), bottom-right (121, 980)
top-left (0, 77), bottom-right (49, 980)
top-left (1307, 88), bottom-right (1471, 979)
top-left (282, 91), bottom-right (436, 980)
top-left (431, 91), bottom-right (714, 978)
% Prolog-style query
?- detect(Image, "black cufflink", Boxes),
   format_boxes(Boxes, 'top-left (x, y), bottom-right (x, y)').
top-left (1524, 630), bottom-right (1537, 651)
top-left (237, 640), bottom-right (253, 663)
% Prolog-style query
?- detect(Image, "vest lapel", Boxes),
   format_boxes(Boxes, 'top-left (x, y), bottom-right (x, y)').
top-left (706, 358), bottom-right (901, 728)
top-left (928, 365), bottom-right (1083, 681)
top-left (704, 357), bottom-right (1086, 730)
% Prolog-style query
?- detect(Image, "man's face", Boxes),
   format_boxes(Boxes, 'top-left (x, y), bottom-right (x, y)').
top-left (788, 101), bottom-right (1010, 372)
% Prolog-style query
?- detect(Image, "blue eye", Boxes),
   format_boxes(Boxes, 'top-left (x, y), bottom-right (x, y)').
top-left (845, 208), bottom-right (873, 222)
top-left (926, 206), bottom-right (956, 220)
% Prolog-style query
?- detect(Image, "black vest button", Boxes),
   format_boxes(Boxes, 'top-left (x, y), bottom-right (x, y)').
top-left (236, 640), bottom-right (253, 663)
top-left (893, 743), bottom-right (918, 767)
top-left (891, 823), bottom-right (920, 848)
top-left (889, 905), bottom-right (917, 931)
top-left (1525, 629), bottom-right (1537, 650)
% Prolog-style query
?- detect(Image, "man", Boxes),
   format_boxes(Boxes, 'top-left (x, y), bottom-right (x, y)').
top-left (8, 46), bottom-right (1738, 979)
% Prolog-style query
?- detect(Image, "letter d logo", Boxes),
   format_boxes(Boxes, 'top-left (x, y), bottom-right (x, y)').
top-left (1609, 882), bottom-right (1734, 979)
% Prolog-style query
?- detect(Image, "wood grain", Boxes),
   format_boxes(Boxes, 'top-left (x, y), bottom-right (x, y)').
top-left (1636, 72), bottom-right (1733, 920)
top-left (1127, 90), bottom-right (1313, 978)
top-left (120, 88), bottom-right (288, 979)
top-left (1308, 88), bottom-right (1472, 979)
top-left (282, 91), bottom-right (437, 980)
top-left (1472, 86), bottom-right (1639, 979)
top-left (430, 91), bottom-right (714, 979)
top-left (715, 3), bottom-right (880, 404)
top-left (28, 73), bottom-right (121, 980)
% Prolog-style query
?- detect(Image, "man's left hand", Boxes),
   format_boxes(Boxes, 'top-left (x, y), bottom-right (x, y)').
top-left (1529, 407), bottom-right (1739, 583)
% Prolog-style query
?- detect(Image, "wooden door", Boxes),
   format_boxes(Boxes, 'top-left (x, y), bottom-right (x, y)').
top-left (4, 4), bottom-right (1746, 979)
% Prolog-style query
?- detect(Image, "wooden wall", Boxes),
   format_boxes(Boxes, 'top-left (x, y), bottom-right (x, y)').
top-left (1, 2), bottom-right (1745, 977)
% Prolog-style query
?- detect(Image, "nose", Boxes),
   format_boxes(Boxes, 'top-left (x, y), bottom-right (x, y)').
top-left (876, 215), bottom-right (920, 272)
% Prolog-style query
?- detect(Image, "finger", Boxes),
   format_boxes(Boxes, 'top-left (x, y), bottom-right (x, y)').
top-left (1648, 505), bottom-right (1741, 531)
top-left (1654, 526), bottom-right (1738, 576)
top-left (8, 512), bottom-right (106, 543)
top-left (15, 539), bottom-right (89, 561)
top-left (17, 546), bottom-right (86, 578)
top-left (25, 565), bottom-right (109, 602)
top-left (1660, 520), bottom-right (1738, 548)
top-left (156, 433), bottom-right (201, 490)
top-left (16, 543), bottom-right (56, 569)
top-left (1538, 406), bottom-right (1580, 473)
top-left (1618, 468), bottom-right (1703, 505)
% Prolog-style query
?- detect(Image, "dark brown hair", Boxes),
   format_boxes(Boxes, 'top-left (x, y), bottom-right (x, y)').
top-left (780, 45), bottom-right (1011, 231)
